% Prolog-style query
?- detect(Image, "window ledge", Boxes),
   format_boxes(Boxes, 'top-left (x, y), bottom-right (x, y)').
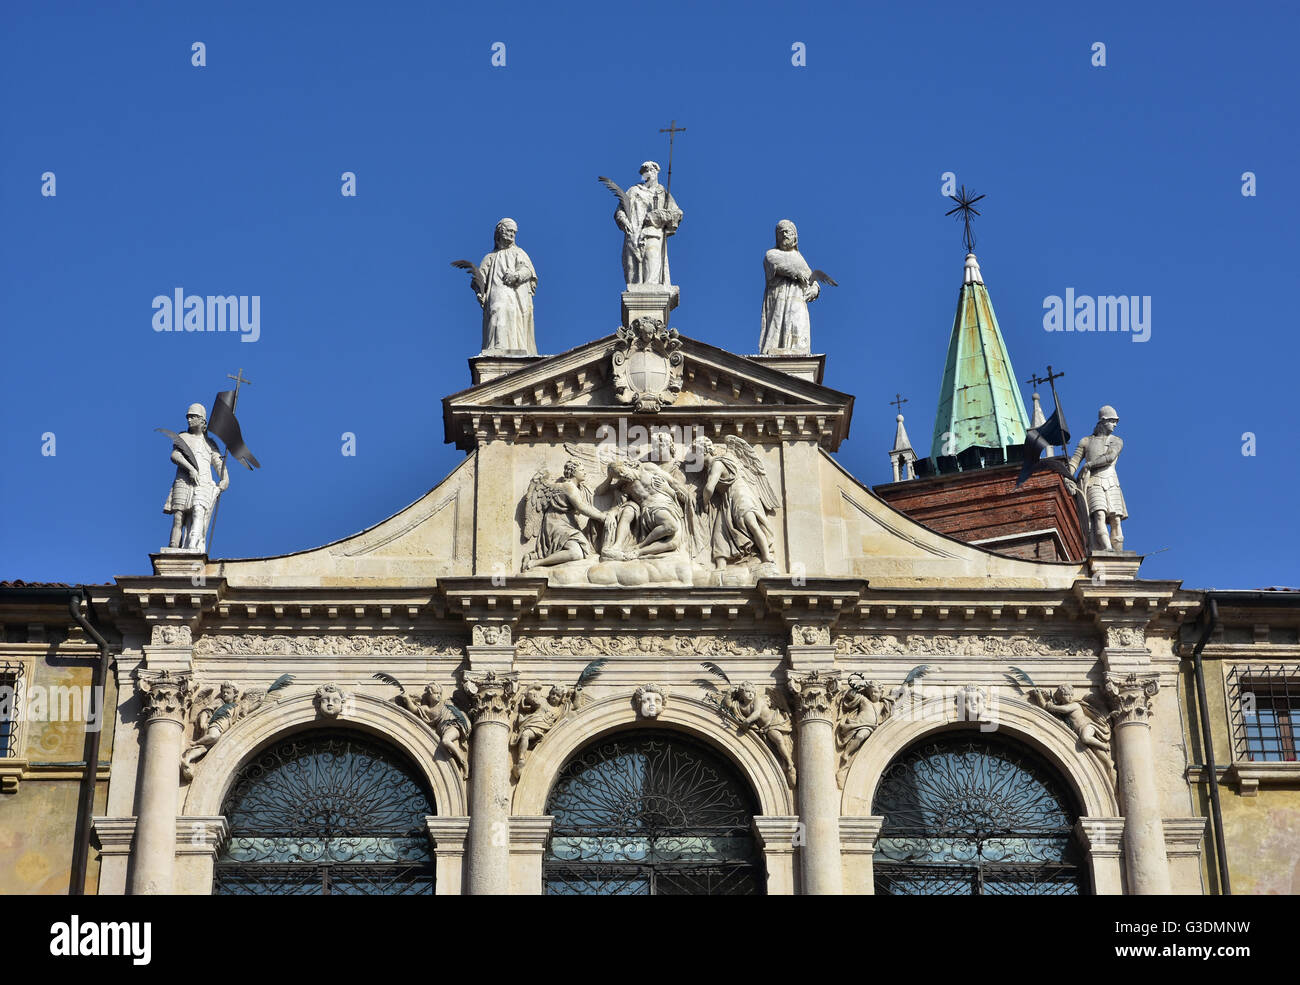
top-left (1225, 762), bottom-right (1300, 796)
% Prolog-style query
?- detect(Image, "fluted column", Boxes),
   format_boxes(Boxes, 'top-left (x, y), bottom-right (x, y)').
top-left (462, 670), bottom-right (516, 895)
top-left (1104, 672), bottom-right (1171, 894)
top-left (130, 670), bottom-right (193, 895)
top-left (786, 670), bottom-right (843, 895)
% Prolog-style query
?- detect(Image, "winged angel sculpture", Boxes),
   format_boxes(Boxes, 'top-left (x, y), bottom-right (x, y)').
top-left (1005, 667), bottom-right (1114, 775)
top-left (180, 675), bottom-right (294, 780)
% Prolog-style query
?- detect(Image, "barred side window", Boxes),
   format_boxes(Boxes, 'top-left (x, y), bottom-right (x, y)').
top-left (0, 661), bottom-right (23, 758)
top-left (1229, 665), bottom-right (1300, 763)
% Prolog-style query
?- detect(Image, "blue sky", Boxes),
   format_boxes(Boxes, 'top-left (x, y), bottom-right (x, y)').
top-left (2, 1), bottom-right (1296, 589)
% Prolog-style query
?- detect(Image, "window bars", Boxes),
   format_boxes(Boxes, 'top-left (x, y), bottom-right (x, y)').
top-left (1228, 664), bottom-right (1300, 763)
top-left (0, 661), bottom-right (24, 758)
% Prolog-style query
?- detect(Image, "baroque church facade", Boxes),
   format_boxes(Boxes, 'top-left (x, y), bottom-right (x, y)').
top-left (7, 170), bottom-right (1292, 896)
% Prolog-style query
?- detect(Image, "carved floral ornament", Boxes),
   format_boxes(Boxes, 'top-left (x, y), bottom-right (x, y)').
top-left (134, 670), bottom-right (195, 724)
top-left (611, 317), bottom-right (684, 413)
top-left (1104, 672), bottom-right (1160, 725)
top-left (192, 634), bottom-right (466, 656)
top-left (832, 633), bottom-right (1099, 658)
top-left (514, 635), bottom-right (784, 657)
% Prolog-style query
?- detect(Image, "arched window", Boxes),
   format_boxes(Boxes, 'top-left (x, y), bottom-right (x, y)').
top-left (213, 731), bottom-right (436, 895)
top-left (872, 733), bottom-right (1088, 895)
top-left (544, 731), bottom-right (764, 895)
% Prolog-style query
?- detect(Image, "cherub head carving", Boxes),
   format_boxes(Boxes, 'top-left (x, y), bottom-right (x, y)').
top-left (315, 683), bottom-right (346, 718)
top-left (634, 684), bottom-right (666, 719)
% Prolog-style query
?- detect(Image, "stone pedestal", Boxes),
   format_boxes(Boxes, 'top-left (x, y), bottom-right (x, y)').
top-left (426, 816), bottom-right (470, 895)
top-left (787, 670), bottom-right (843, 895)
top-left (462, 671), bottom-right (516, 895)
top-left (753, 816), bottom-right (801, 895)
top-left (840, 816), bottom-right (884, 894)
top-left (129, 671), bottom-right (193, 895)
top-left (1105, 672), bottom-right (1171, 894)
top-left (621, 285), bottom-right (679, 329)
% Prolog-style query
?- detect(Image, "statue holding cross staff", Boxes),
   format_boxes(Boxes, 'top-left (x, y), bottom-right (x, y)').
top-left (598, 124), bottom-right (685, 289)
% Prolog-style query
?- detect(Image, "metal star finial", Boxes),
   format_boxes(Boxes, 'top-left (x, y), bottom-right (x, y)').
top-left (945, 185), bottom-right (986, 253)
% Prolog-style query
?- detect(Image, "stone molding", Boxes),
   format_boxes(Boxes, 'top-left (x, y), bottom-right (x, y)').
top-left (193, 633), bottom-right (466, 656)
top-left (91, 816), bottom-right (229, 857)
top-left (1162, 816), bottom-right (1208, 859)
top-left (833, 633), bottom-right (1098, 657)
top-left (840, 694), bottom-right (1120, 819)
top-left (1075, 816), bottom-right (1126, 858)
top-left (183, 690), bottom-right (467, 817)
top-left (838, 815), bottom-right (884, 855)
top-left (511, 692), bottom-right (794, 817)
top-left (514, 634), bottom-right (784, 657)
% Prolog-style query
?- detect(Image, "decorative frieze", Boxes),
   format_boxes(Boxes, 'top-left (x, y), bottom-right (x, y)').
top-left (514, 634), bottom-right (784, 657)
top-left (193, 633), bottom-right (466, 656)
top-left (833, 633), bottom-right (1097, 658)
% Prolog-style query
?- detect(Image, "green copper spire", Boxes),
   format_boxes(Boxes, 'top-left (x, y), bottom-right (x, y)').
top-left (930, 253), bottom-right (1030, 459)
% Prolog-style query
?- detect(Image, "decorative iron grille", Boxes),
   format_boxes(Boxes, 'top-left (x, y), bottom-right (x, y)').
top-left (213, 731), bottom-right (435, 895)
top-left (543, 731), bottom-right (764, 895)
top-left (872, 734), bottom-right (1087, 895)
top-left (1227, 664), bottom-right (1300, 762)
top-left (0, 661), bottom-right (24, 758)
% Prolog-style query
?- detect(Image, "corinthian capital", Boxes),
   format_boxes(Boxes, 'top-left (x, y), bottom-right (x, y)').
top-left (785, 670), bottom-right (841, 722)
top-left (459, 670), bottom-right (518, 725)
top-left (1104, 672), bottom-right (1159, 725)
top-left (135, 669), bottom-right (195, 725)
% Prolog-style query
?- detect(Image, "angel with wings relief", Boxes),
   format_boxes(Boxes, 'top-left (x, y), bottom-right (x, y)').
top-left (1006, 667), bottom-right (1114, 775)
top-left (693, 435), bottom-right (779, 569)
top-left (180, 675), bottom-right (293, 780)
top-left (520, 455), bottom-right (611, 570)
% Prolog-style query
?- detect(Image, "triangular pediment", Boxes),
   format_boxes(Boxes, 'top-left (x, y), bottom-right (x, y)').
top-left (442, 332), bottom-right (855, 451)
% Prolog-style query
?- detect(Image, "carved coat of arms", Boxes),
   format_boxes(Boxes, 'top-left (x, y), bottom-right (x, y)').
top-left (611, 317), bottom-right (683, 412)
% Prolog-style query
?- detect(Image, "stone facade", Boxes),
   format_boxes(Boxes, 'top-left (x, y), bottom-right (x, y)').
top-left (4, 331), bottom-right (1214, 896)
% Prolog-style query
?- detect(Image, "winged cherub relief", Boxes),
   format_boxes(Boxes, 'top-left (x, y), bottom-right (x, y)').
top-left (180, 675), bottom-right (294, 780)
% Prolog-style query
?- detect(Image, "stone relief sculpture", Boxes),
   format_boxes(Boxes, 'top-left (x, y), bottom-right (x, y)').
top-left (180, 674), bottom-right (294, 780)
top-left (519, 431), bottom-right (780, 586)
top-left (633, 683), bottom-right (667, 718)
top-left (508, 659), bottom-right (606, 782)
top-left (695, 662), bottom-right (797, 787)
top-left (1005, 667), bottom-right (1114, 776)
top-left (834, 675), bottom-right (893, 784)
top-left (599, 162), bottom-right (683, 287)
top-left (314, 683), bottom-right (348, 717)
top-left (510, 684), bottom-right (577, 782)
top-left (157, 403), bottom-right (228, 552)
top-left (832, 665), bottom-right (932, 785)
top-left (375, 675), bottom-right (470, 778)
top-left (759, 220), bottom-right (837, 354)
top-left (1067, 405), bottom-right (1127, 552)
top-left (452, 217), bottom-right (538, 356)
top-left (693, 436), bottom-right (779, 572)
top-left (520, 459), bottom-right (608, 570)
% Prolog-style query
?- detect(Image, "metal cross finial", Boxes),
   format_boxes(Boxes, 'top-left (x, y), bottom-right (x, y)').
top-left (226, 368), bottom-right (252, 391)
top-left (658, 119), bottom-right (686, 197)
top-left (945, 184), bottom-right (986, 253)
top-left (890, 393), bottom-right (909, 413)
